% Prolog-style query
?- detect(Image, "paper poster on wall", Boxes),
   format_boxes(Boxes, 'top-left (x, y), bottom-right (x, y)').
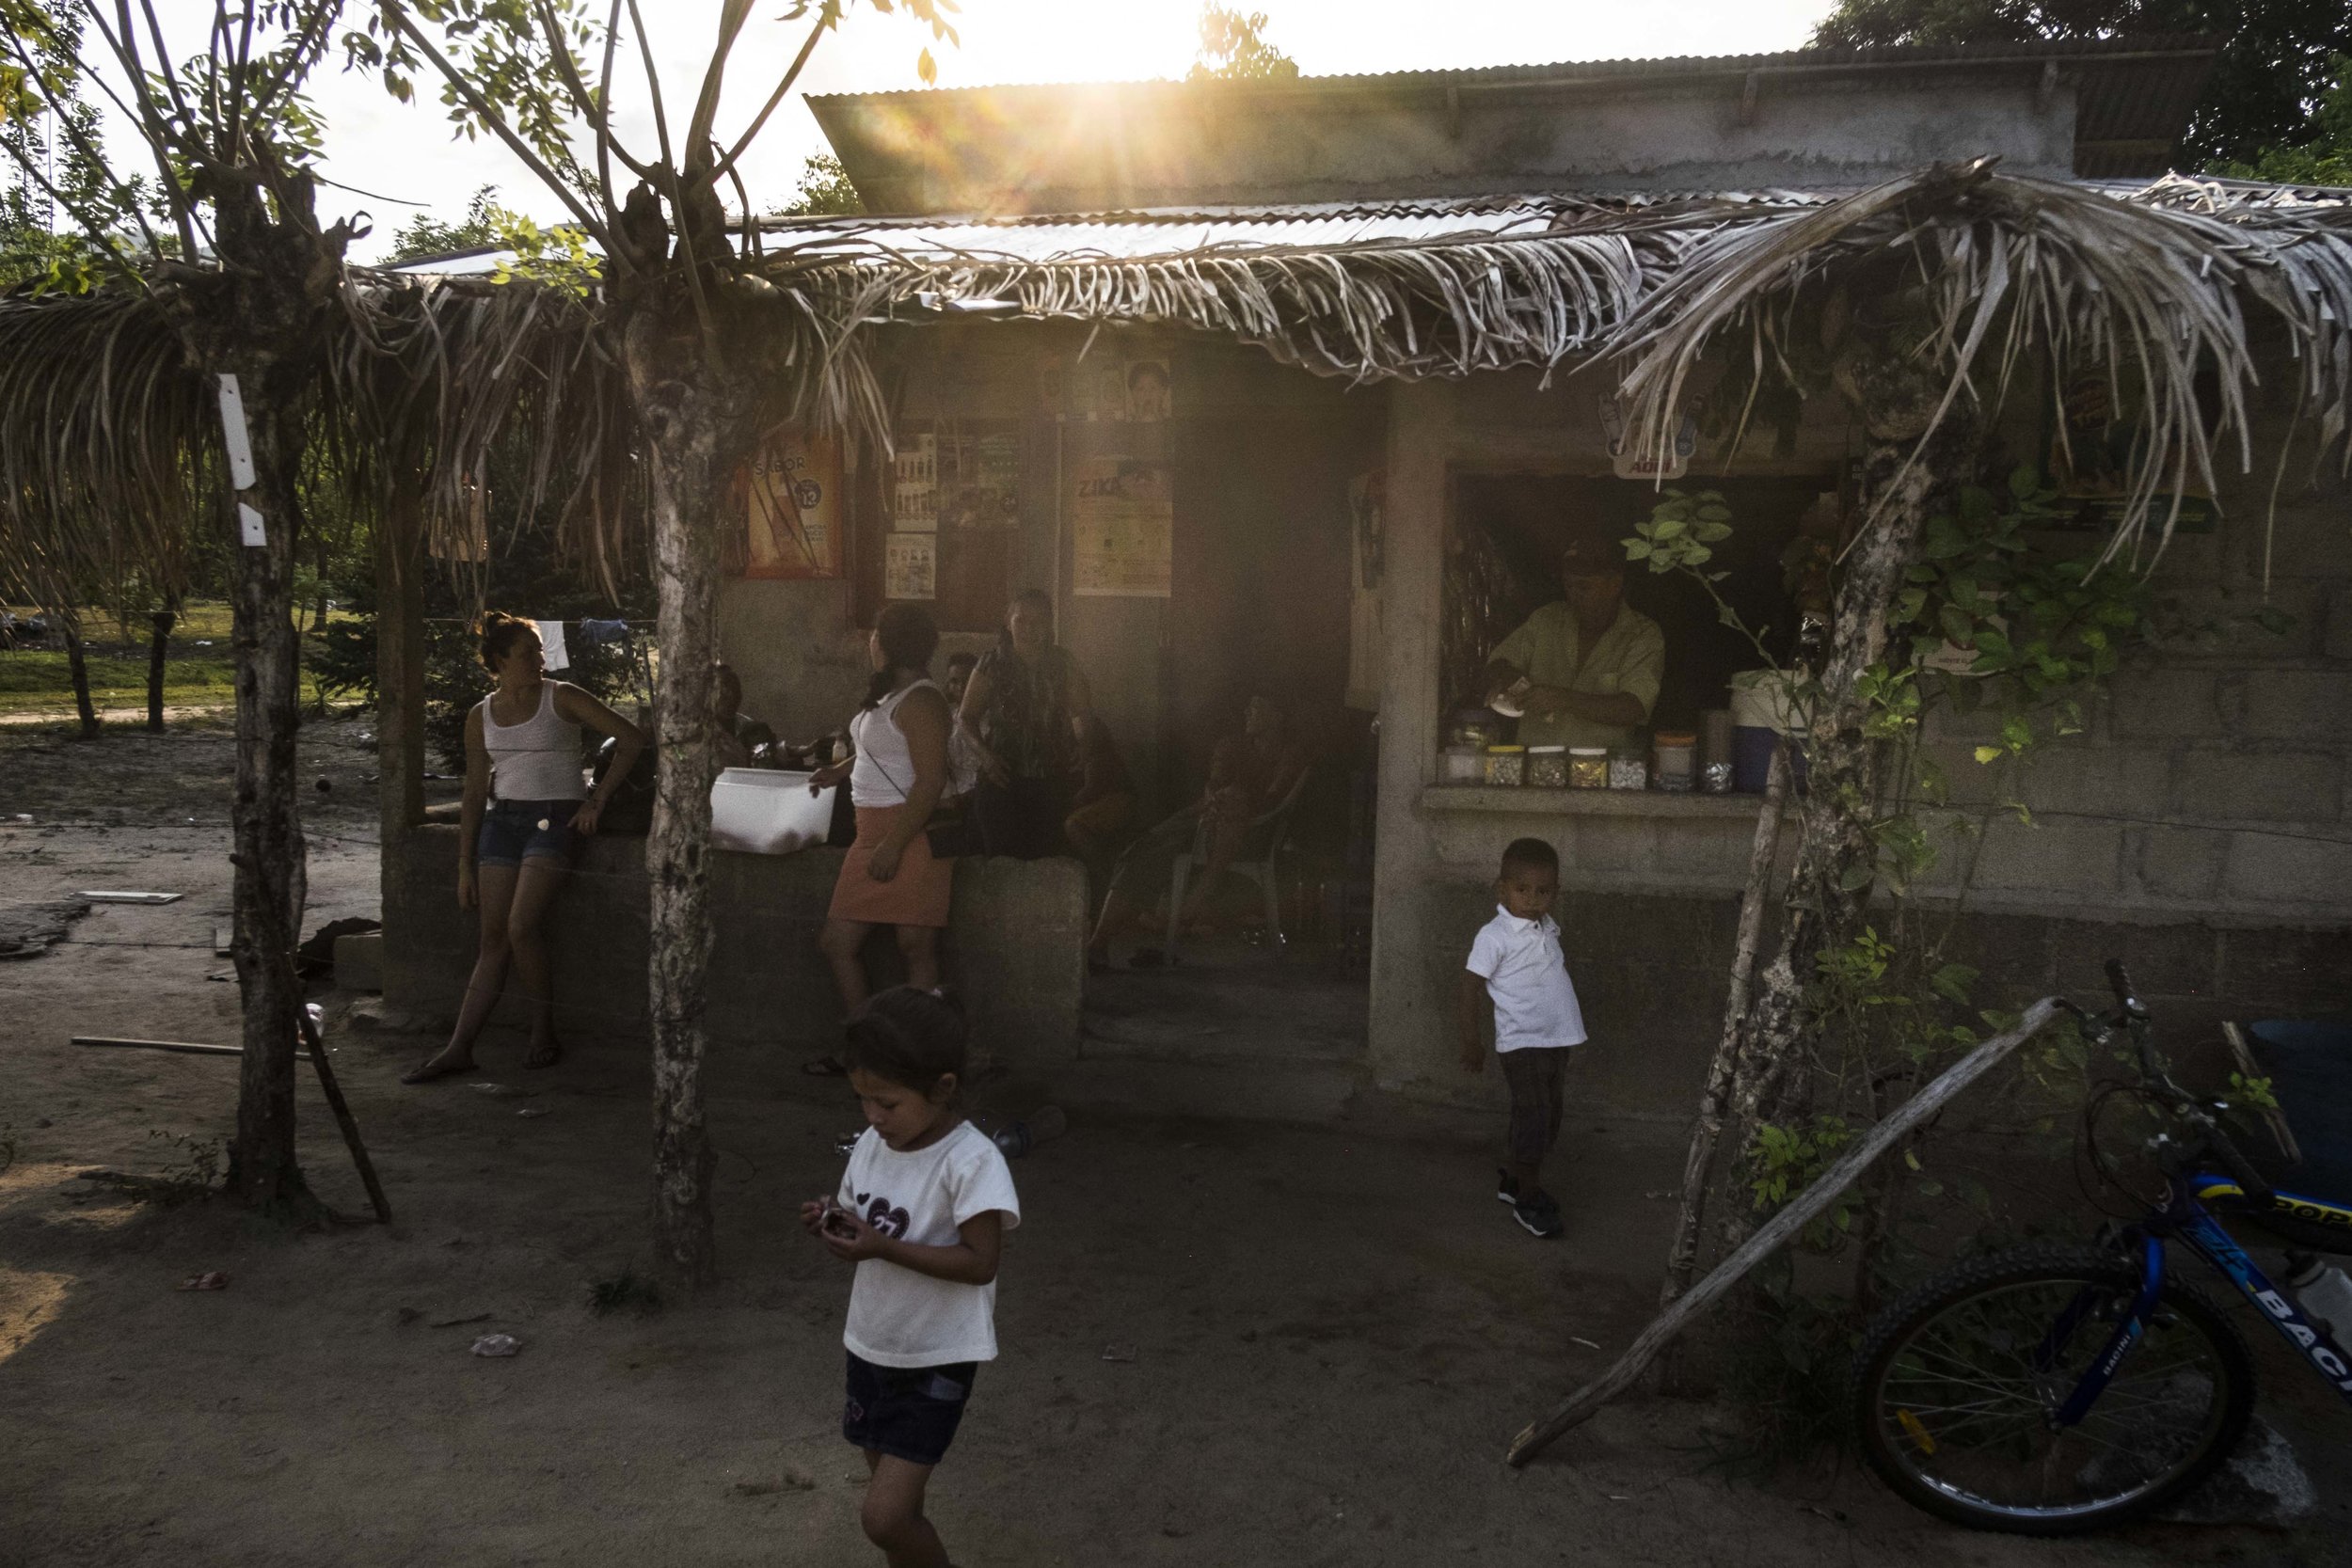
top-left (937, 430), bottom-right (1022, 531)
top-left (732, 427), bottom-right (843, 578)
top-left (1597, 393), bottom-right (1697, 481)
top-left (885, 533), bottom-right (937, 600)
top-left (1080, 356), bottom-right (1173, 422)
top-left (1071, 457), bottom-right (1173, 598)
top-left (892, 435), bottom-right (939, 531)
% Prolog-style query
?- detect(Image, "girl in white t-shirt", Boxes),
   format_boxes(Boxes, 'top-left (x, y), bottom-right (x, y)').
top-left (802, 987), bottom-right (1020, 1568)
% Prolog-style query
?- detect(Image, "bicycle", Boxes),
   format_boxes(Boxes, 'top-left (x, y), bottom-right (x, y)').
top-left (1849, 958), bottom-right (2352, 1535)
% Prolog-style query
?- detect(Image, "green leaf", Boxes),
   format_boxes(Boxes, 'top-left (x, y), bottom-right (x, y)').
top-left (1651, 517), bottom-right (1687, 540)
top-left (1974, 745), bottom-right (2002, 764)
top-left (2009, 463), bottom-right (2041, 499)
top-left (1623, 539), bottom-right (1652, 560)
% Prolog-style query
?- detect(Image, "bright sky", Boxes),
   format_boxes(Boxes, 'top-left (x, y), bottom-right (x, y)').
top-left (142, 0), bottom-right (1837, 261)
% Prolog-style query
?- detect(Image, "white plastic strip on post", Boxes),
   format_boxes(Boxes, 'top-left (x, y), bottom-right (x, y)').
top-left (216, 373), bottom-right (258, 490)
top-left (238, 502), bottom-right (267, 547)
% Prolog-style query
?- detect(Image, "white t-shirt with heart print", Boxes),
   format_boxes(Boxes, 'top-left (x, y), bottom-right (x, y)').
top-left (837, 1120), bottom-right (1022, 1368)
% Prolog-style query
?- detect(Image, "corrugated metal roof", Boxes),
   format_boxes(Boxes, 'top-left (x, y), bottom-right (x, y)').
top-left (808, 36), bottom-right (2218, 103)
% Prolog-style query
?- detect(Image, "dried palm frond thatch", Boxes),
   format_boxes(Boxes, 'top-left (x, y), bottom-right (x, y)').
top-left (0, 287), bottom-right (215, 601)
top-left (1597, 166), bottom-right (2352, 566)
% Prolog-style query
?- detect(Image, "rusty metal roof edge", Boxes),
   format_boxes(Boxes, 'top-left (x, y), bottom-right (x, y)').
top-left (806, 35), bottom-right (2222, 107)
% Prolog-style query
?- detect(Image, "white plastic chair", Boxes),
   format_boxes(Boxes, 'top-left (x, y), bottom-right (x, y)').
top-left (1164, 768), bottom-right (1311, 964)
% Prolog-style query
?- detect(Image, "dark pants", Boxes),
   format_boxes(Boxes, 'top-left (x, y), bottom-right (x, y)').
top-left (1501, 1046), bottom-right (1571, 1169)
top-left (975, 775), bottom-right (1070, 860)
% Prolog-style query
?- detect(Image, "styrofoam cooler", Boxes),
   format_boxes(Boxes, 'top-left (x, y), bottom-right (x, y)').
top-left (710, 768), bottom-right (835, 855)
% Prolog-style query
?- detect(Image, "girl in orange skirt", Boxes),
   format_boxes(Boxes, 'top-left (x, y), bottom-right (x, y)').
top-left (808, 605), bottom-right (956, 1072)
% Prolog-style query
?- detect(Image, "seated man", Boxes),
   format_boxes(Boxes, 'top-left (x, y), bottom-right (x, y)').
top-left (1086, 692), bottom-right (1307, 967)
top-left (1483, 535), bottom-right (1663, 751)
top-left (710, 662), bottom-right (778, 768)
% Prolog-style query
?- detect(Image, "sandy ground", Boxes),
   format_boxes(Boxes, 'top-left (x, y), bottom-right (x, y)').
top-left (3, 719), bottom-right (2349, 1567)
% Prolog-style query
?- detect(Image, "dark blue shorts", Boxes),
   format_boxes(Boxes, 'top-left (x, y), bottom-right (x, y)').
top-left (842, 1351), bottom-right (977, 1466)
top-left (476, 798), bottom-right (580, 868)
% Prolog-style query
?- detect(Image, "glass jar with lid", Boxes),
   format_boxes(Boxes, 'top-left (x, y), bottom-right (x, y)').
top-left (1526, 745), bottom-right (1569, 788)
top-left (1608, 750), bottom-right (1648, 790)
top-left (1567, 747), bottom-right (1609, 789)
top-left (1483, 745), bottom-right (1527, 786)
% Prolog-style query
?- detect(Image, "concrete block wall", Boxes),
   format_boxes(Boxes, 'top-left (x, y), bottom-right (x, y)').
top-left (382, 826), bottom-right (1087, 1071)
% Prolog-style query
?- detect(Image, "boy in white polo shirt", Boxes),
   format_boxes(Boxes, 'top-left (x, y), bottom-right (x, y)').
top-left (1458, 836), bottom-right (1586, 1238)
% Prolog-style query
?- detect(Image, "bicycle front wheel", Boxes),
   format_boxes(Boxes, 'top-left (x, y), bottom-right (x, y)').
top-left (1852, 1243), bottom-right (2254, 1535)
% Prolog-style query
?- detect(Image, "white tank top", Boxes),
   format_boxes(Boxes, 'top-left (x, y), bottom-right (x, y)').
top-left (484, 684), bottom-right (587, 802)
top-left (850, 680), bottom-right (940, 808)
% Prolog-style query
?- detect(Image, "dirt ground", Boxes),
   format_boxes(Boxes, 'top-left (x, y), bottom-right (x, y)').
top-left (3, 718), bottom-right (2349, 1567)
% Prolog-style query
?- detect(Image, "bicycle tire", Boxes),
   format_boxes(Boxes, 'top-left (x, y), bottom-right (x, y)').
top-left (1851, 1242), bottom-right (2255, 1536)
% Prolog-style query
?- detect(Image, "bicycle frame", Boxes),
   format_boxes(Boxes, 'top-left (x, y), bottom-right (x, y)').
top-left (2046, 1170), bottom-right (2352, 1426)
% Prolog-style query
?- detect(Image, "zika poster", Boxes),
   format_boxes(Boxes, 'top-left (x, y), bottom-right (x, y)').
top-left (1071, 457), bottom-right (1173, 598)
top-left (734, 427), bottom-right (843, 578)
top-left (885, 533), bottom-right (936, 600)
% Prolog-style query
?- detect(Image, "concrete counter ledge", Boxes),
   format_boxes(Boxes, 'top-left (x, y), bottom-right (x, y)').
top-left (380, 823), bottom-right (1086, 1069)
top-left (1418, 784), bottom-right (1768, 818)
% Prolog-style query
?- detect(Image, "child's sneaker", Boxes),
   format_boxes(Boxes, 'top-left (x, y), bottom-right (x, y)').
top-left (1496, 1167), bottom-right (1519, 1206)
top-left (1512, 1194), bottom-right (1564, 1239)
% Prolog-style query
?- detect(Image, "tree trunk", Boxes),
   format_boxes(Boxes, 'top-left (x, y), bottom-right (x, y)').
top-left (227, 380), bottom-right (317, 1218)
top-left (60, 614), bottom-right (98, 738)
top-left (1713, 411), bottom-right (1979, 1250)
top-left (147, 596), bottom-right (177, 732)
top-left (630, 322), bottom-right (728, 1288)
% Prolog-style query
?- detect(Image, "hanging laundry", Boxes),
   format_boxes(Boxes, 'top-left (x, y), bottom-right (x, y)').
top-left (576, 617), bottom-right (630, 647)
top-left (533, 619), bottom-right (571, 673)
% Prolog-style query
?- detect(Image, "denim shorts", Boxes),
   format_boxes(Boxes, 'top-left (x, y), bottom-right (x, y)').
top-left (842, 1352), bottom-right (977, 1466)
top-left (476, 798), bottom-right (580, 868)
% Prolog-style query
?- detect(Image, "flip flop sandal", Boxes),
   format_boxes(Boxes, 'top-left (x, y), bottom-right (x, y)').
top-left (401, 1056), bottom-right (480, 1085)
top-left (523, 1042), bottom-right (565, 1069)
top-left (801, 1054), bottom-right (849, 1078)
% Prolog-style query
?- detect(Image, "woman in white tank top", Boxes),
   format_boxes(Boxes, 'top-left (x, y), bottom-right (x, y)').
top-left (403, 611), bottom-right (646, 1084)
top-left (804, 605), bottom-right (956, 1074)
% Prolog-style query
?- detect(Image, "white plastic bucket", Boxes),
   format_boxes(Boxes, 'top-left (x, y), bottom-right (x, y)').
top-left (710, 768), bottom-right (834, 855)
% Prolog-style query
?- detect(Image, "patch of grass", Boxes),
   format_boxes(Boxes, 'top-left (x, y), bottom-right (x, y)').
top-left (0, 600), bottom-right (342, 719)
top-left (587, 1268), bottom-right (665, 1318)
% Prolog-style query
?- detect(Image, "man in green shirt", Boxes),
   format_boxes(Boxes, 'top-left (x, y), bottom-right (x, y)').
top-left (1481, 537), bottom-right (1664, 751)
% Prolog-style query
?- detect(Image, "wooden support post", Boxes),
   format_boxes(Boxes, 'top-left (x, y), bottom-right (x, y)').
top-left (297, 1005), bottom-right (393, 1226)
top-left (1661, 741), bottom-right (1792, 1306)
top-left (1505, 998), bottom-right (2060, 1468)
top-left (376, 489), bottom-right (426, 861)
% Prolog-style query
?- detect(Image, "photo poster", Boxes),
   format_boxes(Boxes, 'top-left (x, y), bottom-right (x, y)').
top-left (885, 534), bottom-right (937, 601)
top-left (731, 426), bottom-right (844, 578)
top-left (1071, 456), bottom-right (1174, 598)
top-left (1080, 355), bottom-right (1173, 422)
top-left (2042, 372), bottom-right (2217, 535)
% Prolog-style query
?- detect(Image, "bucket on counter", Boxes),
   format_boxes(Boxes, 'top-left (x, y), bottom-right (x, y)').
top-left (1729, 670), bottom-right (1808, 794)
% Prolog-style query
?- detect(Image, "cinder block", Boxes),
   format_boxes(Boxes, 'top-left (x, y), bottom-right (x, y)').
top-left (1970, 818), bottom-right (2124, 895)
top-left (2220, 831), bottom-right (2352, 910)
top-left (333, 932), bottom-right (383, 992)
top-left (2014, 746), bottom-right (2170, 819)
top-left (2050, 919), bottom-right (2218, 998)
top-left (2171, 751), bottom-right (2341, 824)
top-left (2133, 827), bottom-right (2226, 902)
top-left (2239, 671), bottom-right (2352, 743)
top-left (2217, 924), bottom-right (2352, 1009)
top-left (2323, 585), bottom-right (2352, 662)
top-left (2111, 668), bottom-right (2227, 741)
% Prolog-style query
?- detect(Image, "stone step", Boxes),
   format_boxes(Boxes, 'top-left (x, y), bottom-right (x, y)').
top-left (1052, 1049), bottom-right (1366, 1124)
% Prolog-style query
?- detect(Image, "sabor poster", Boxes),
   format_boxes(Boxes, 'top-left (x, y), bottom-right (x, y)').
top-left (732, 427), bottom-right (843, 579)
top-left (1071, 457), bottom-right (1173, 598)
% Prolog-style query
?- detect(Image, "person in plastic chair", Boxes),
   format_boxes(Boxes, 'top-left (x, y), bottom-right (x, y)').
top-left (1085, 691), bottom-right (1308, 970)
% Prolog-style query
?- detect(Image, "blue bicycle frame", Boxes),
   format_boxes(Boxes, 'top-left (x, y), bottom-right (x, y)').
top-left (2043, 1169), bottom-right (2352, 1425)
